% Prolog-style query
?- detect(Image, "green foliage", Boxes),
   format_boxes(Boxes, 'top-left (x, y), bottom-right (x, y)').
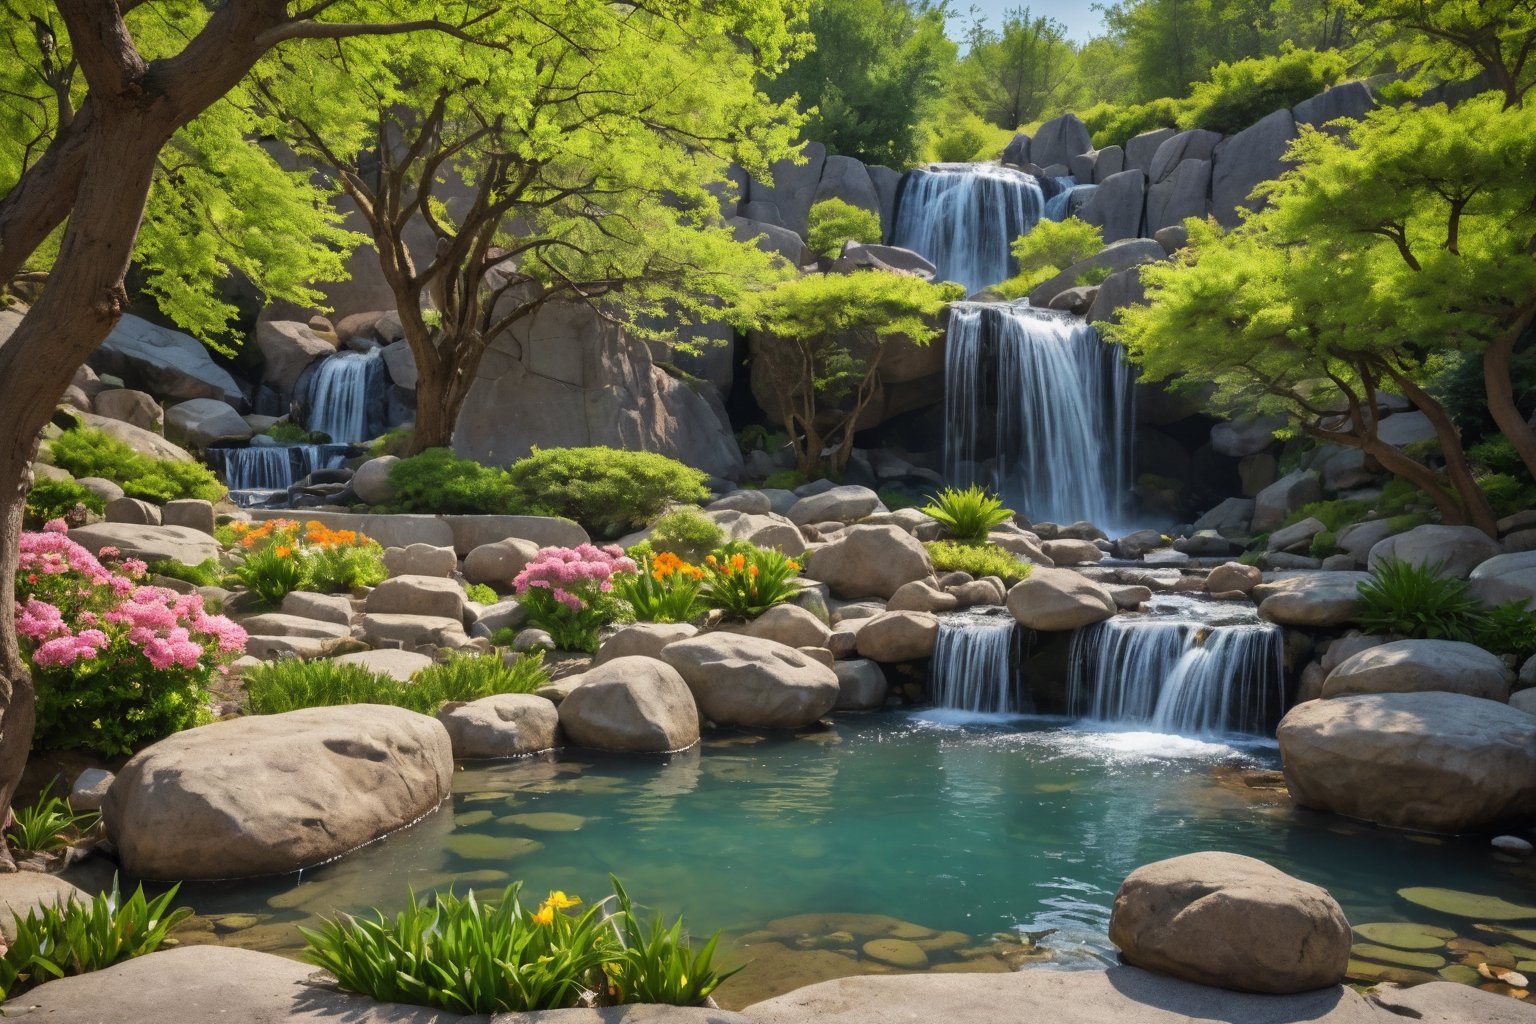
top-left (1074, 266), bottom-right (1113, 288)
top-left (700, 542), bottom-right (805, 619)
top-left (807, 198), bottom-right (883, 259)
top-left (1351, 0), bottom-right (1536, 108)
top-left (996, 218), bottom-right (1103, 299)
top-left (265, 422), bottom-right (331, 444)
top-left (1473, 601), bottom-right (1536, 663)
top-left (615, 552), bottom-right (707, 624)
top-left (1081, 98), bottom-right (1182, 149)
top-left (926, 112), bottom-right (1016, 163)
top-left (1177, 48), bottom-right (1347, 134)
top-left (923, 541), bottom-right (1033, 582)
top-left (764, 0), bottom-right (955, 166)
top-left (50, 428), bottom-right (223, 503)
top-left (5, 785), bottom-right (98, 856)
top-left (23, 479), bottom-right (103, 529)
top-left (370, 427), bottom-right (416, 459)
top-left (1477, 473), bottom-right (1536, 518)
top-left (147, 559), bottom-right (224, 588)
top-left (762, 470), bottom-right (810, 490)
top-left (388, 448), bottom-right (518, 516)
top-left (608, 877), bottom-right (741, 1005)
top-left (304, 542), bottom-right (388, 593)
top-left (921, 485), bottom-right (1016, 543)
top-left (0, 879), bottom-right (191, 1000)
top-left (1378, 479), bottom-right (1431, 518)
top-left (1283, 499), bottom-right (1372, 533)
top-left (877, 487), bottom-right (920, 511)
top-left (1307, 529), bottom-right (1338, 559)
top-left (1357, 558), bottom-right (1483, 640)
top-left (647, 508), bottom-right (726, 562)
top-left (740, 271), bottom-right (964, 474)
top-left (507, 449), bottom-right (710, 541)
top-left (464, 583), bottom-right (499, 605)
top-left (1469, 436), bottom-right (1528, 477)
top-left (948, 8), bottom-right (1074, 130)
top-left (245, 653), bottom-right (547, 716)
top-left (735, 426), bottom-right (788, 454)
top-left (232, 543), bottom-right (307, 605)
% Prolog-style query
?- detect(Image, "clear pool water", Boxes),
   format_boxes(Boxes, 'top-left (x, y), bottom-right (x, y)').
top-left (147, 711), bottom-right (1536, 1006)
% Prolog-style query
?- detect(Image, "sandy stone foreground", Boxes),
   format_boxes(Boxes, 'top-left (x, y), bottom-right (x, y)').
top-left (4, 945), bottom-right (1531, 1024)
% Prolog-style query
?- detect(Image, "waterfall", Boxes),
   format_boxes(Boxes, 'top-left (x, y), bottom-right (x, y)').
top-left (301, 348), bottom-right (387, 444)
top-left (1067, 601), bottom-right (1285, 736)
top-left (929, 614), bottom-right (1030, 714)
top-left (206, 444), bottom-right (351, 507)
top-left (1044, 183), bottom-right (1097, 222)
top-left (889, 164), bottom-right (1050, 293)
top-left (944, 303), bottom-right (1135, 530)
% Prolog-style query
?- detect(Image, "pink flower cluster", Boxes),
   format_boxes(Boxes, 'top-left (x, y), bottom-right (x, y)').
top-left (512, 544), bottom-right (638, 611)
top-left (15, 525), bottom-right (247, 674)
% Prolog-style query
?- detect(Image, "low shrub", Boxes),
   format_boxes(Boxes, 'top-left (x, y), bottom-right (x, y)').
top-left (23, 479), bottom-right (104, 530)
top-left (1081, 97), bottom-right (1182, 150)
top-left (50, 427), bottom-right (223, 503)
top-left (1469, 435), bottom-right (1527, 477)
top-left (388, 448), bottom-right (518, 515)
top-left (699, 541), bottom-right (803, 619)
top-left (5, 785), bottom-right (98, 856)
top-left (921, 485), bottom-right (1016, 543)
top-left (1307, 530), bottom-right (1338, 559)
top-left (806, 197), bottom-right (883, 259)
top-left (760, 469), bottom-right (809, 490)
top-left (513, 546), bottom-right (638, 653)
top-left (616, 552), bottom-right (707, 624)
top-left (301, 879), bottom-right (737, 1014)
top-left (646, 508), bottom-right (724, 562)
top-left (147, 558), bottom-right (225, 588)
top-left (507, 448), bottom-right (710, 540)
top-left (244, 652), bottom-right (548, 715)
top-left (924, 541), bottom-right (1033, 582)
top-left (995, 217), bottom-right (1103, 300)
top-left (0, 879), bottom-right (191, 999)
top-left (1473, 601), bottom-right (1536, 663)
top-left (265, 422), bottom-right (331, 444)
top-left (1282, 499), bottom-right (1372, 533)
top-left (228, 519), bottom-right (387, 603)
top-left (369, 425), bottom-right (416, 458)
top-left (464, 583), bottom-right (499, 605)
top-left (1178, 48), bottom-right (1348, 135)
top-left (18, 522), bottom-right (246, 756)
top-left (1357, 558), bottom-right (1481, 640)
top-left (1478, 472), bottom-right (1536, 518)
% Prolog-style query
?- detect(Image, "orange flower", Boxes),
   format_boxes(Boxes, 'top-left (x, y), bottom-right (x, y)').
top-left (748, 564), bottom-right (759, 577)
top-left (275, 545), bottom-right (293, 558)
top-left (786, 559), bottom-right (800, 571)
top-left (730, 553), bottom-right (746, 572)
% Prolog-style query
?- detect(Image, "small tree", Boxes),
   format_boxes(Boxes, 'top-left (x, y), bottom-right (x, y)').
top-left (807, 198), bottom-right (884, 258)
top-left (996, 217), bottom-right (1103, 299)
top-left (741, 270), bottom-right (964, 474)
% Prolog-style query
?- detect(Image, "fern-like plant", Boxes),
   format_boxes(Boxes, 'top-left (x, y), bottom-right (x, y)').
top-left (921, 486), bottom-right (1015, 543)
top-left (606, 876), bottom-right (741, 1005)
top-left (1356, 558), bottom-right (1480, 641)
top-left (5, 785), bottom-right (98, 855)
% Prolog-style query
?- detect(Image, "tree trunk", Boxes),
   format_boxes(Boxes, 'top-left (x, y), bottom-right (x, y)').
top-left (1483, 309), bottom-right (1536, 484)
top-left (1388, 369), bottom-right (1499, 537)
top-left (409, 352), bottom-right (457, 452)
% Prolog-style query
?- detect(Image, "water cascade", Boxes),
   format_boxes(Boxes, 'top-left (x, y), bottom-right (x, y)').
top-left (944, 303), bottom-right (1135, 530)
top-left (929, 613), bottom-right (1031, 714)
top-left (1044, 183), bottom-right (1096, 222)
top-left (301, 347), bottom-right (387, 444)
top-left (206, 444), bottom-right (352, 507)
top-left (890, 165), bottom-right (1067, 293)
top-left (1067, 598), bottom-right (1285, 736)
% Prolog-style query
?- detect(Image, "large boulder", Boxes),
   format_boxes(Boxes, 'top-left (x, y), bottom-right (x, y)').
top-left (90, 314), bottom-right (243, 405)
top-left (92, 388), bottom-right (163, 433)
top-left (833, 659), bottom-right (889, 710)
top-left (813, 155), bottom-right (881, 215)
top-left (437, 693), bottom-right (561, 759)
top-left (77, 411), bottom-right (197, 464)
top-left (1143, 158), bottom-right (1211, 233)
top-left (1027, 238), bottom-right (1165, 309)
top-left (1085, 265), bottom-right (1151, 325)
top-left (1469, 550), bottom-right (1536, 609)
top-left (1277, 692), bottom-right (1536, 833)
top-left (68, 523), bottom-right (221, 565)
top-left (1293, 81), bottom-right (1376, 133)
top-left (255, 320), bottom-right (336, 398)
top-left (452, 301), bottom-right (743, 480)
top-left (595, 623), bottom-right (700, 664)
top-left (382, 543), bottom-right (458, 579)
top-left (1368, 524), bottom-right (1503, 579)
top-left (365, 575), bottom-right (466, 621)
top-left (556, 656), bottom-right (700, 752)
top-left (1210, 109), bottom-right (1296, 228)
top-left (1078, 169), bottom-right (1147, 243)
top-left (745, 141), bottom-right (826, 238)
top-left (1253, 571), bottom-right (1369, 627)
top-left (729, 216), bottom-right (813, 268)
top-left (739, 603), bottom-right (833, 649)
top-left (806, 525), bottom-right (933, 600)
top-left (1322, 639), bottom-right (1510, 702)
top-left (103, 706), bottom-right (453, 878)
top-left (463, 537), bottom-right (540, 587)
top-left (1210, 414), bottom-right (1285, 458)
top-left (1251, 469), bottom-right (1322, 532)
top-left (660, 634), bottom-right (839, 729)
top-left (787, 485), bottom-right (880, 526)
top-left (708, 509), bottom-right (807, 555)
top-left (853, 610), bottom-right (939, 662)
top-left (1005, 569), bottom-right (1116, 631)
top-left (0, 875), bottom-right (87, 942)
top-left (1109, 852), bottom-right (1350, 994)
top-left (351, 456), bottom-right (398, 505)
top-left (1125, 128), bottom-right (1178, 175)
top-left (1147, 129), bottom-right (1223, 184)
top-left (1029, 114), bottom-right (1092, 169)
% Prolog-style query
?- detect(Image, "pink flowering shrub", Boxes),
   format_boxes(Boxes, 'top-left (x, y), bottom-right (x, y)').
top-left (16, 520), bottom-right (247, 756)
top-left (511, 545), bottom-right (638, 653)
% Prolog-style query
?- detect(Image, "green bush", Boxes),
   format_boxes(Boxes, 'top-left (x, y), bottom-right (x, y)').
top-left (0, 879), bottom-right (191, 999)
top-left (302, 879), bottom-right (738, 1014)
top-left (927, 111), bottom-right (1014, 164)
top-left (995, 217), bottom-right (1103, 299)
top-left (244, 653), bottom-right (547, 715)
top-left (5, 785), bottom-right (98, 856)
top-left (369, 425), bottom-right (416, 458)
top-left (147, 558), bottom-right (225, 588)
top-left (1178, 48), bottom-right (1347, 135)
top-left (50, 427), bottom-right (223, 503)
top-left (1283, 499), bottom-right (1372, 533)
top-left (1307, 530), bottom-right (1338, 559)
top-left (24, 479), bottom-right (104, 529)
top-left (647, 508), bottom-right (725, 561)
top-left (924, 541), bottom-right (1033, 582)
top-left (507, 448), bottom-right (709, 540)
top-left (1081, 98), bottom-right (1182, 150)
top-left (388, 448), bottom-right (519, 515)
top-left (1473, 601), bottom-right (1536, 663)
top-left (700, 541), bottom-right (803, 619)
top-left (615, 551), bottom-right (706, 624)
top-left (1478, 472), bottom-right (1536, 518)
top-left (1469, 436), bottom-right (1526, 477)
top-left (761, 469), bottom-right (809, 490)
top-left (1357, 558), bottom-right (1482, 641)
top-left (464, 583), bottom-right (499, 605)
top-left (806, 198), bottom-right (883, 259)
top-left (1378, 478), bottom-right (1431, 518)
top-left (266, 421), bottom-right (331, 444)
top-left (921, 485), bottom-right (1016, 543)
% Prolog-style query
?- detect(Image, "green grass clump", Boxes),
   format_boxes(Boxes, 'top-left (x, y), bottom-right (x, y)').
top-left (921, 485), bottom-right (1015, 543)
top-left (265, 422), bottom-right (332, 444)
top-left (244, 653), bottom-right (548, 716)
top-left (760, 470), bottom-right (809, 490)
top-left (1307, 530), bottom-right (1338, 559)
top-left (646, 507), bottom-right (724, 561)
top-left (50, 427), bottom-right (223, 503)
top-left (1358, 557), bottom-right (1536, 660)
top-left (369, 426), bottom-right (416, 458)
top-left (24, 478), bottom-right (105, 528)
top-left (0, 879), bottom-right (191, 999)
top-left (5, 785), bottom-right (98, 856)
top-left (507, 448), bottom-right (709, 541)
top-left (924, 541), bottom-right (1033, 582)
top-left (464, 583), bottom-right (499, 605)
top-left (1283, 499), bottom-right (1372, 533)
top-left (147, 558), bottom-right (225, 588)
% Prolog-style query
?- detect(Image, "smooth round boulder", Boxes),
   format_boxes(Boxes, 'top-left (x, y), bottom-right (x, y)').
top-left (1469, 550), bottom-right (1536, 610)
top-left (833, 659), bottom-right (888, 710)
top-left (660, 634), bottom-right (839, 729)
top-left (68, 523), bottom-right (220, 565)
top-left (595, 622), bottom-right (700, 664)
top-left (350, 456), bottom-right (398, 505)
top-left (557, 657), bottom-right (700, 752)
top-left (738, 603), bottom-right (832, 649)
top-left (1005, 568), bottom-right (1116, 631)
top-left (437, 693), bottom-right (561, 758)
top-left (1109, 852), bottom-right (1351, 994)
top-left (364, 575), bottom-right (466, 620)
top-left (1253, 572), bottom-right (1369, 627)
top-left (853, 610), bottom-right (939, 662)
top-left (1041, 539), bottom-right (1103, 566)
top-left (1321, 639), bottom-right (1510, 702)
top-left (382, 544), bottom-right (459, 579)
top-left (103, 705), bottom-right (453, 879)
top-left (463, 537), bottom-right (540, 587)
top-left (329, 649), bottom-right (433, 681)
top-left (1367, 524), bottom-right (1502, 579)
top-left (806, 525), bottom-right (934, 600)
top-left (1277, 692), bottom-right (1536, 833)
top-left (1206, 561), bottom-right (1260, 595)
top-left (787, 485), bottom-right (881, 526)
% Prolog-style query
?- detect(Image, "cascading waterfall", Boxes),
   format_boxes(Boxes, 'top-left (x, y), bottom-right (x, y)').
top-left (1044, 183), bottom-right (1096, 222)
top-left (929, 614), bottom-right (1031, 714)
top-left (1066, 599), bottom-right (1285, 736)
top-left (890, 165), bottom-right (1064, 293)
top-left (944, 302), bottom-right (1135, 530)
top-left (301, 347), bottom-right (387, 444)
top-left (206, 444), bottom-right (351, 507)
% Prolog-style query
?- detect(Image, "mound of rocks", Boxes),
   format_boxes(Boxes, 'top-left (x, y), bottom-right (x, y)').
top-left (1109, 851), bottom-right (1351, 993)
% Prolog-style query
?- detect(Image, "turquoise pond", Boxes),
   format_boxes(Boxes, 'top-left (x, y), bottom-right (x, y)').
top-left (122, 711), bottom-right (1536, 1005)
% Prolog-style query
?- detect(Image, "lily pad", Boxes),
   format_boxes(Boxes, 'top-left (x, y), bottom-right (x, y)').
top-left (1397, 887), bottom-right (1536, 921)
top-left (1477, 924), bottom-right (1536, 944)
top-left (1347, 959), bottom-right (1437, 986)
top-left (445, 834), bottom-right (543, 861)
top-left (498, 811), bottom-right (586, 832)
top-left (1351, 944), bottom-right (1448, 969)
top-left (1352, 922), bottom-right (1455, 950)
top-left (1438, 965), bottom-right (1480, 985)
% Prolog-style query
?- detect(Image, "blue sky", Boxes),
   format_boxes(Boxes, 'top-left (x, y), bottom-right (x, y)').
top-left (949, 1), bottom-right (1108, 42)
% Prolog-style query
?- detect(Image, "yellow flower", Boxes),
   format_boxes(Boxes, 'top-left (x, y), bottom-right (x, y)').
top-left (786, 559), bottom-right (800, 571)
top-left (544, 890), bottom-right (581, 910)
top-left (531, 904), bottom-right (555, 926)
